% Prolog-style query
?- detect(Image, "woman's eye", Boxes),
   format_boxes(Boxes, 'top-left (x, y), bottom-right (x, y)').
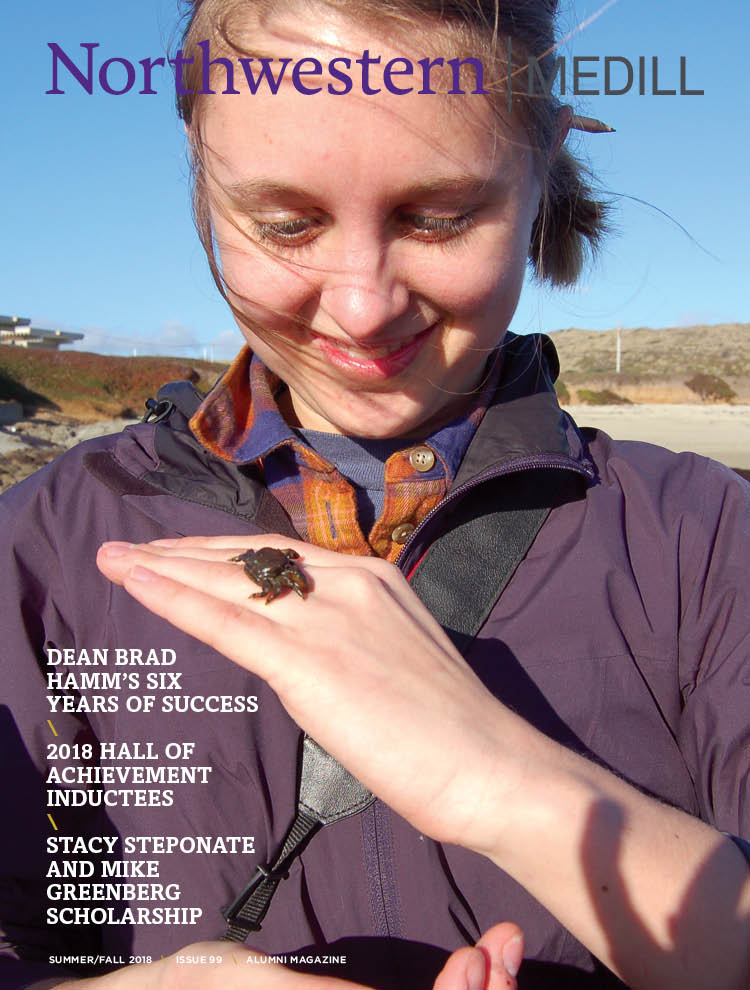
top-left (401, 212), bottom-right (475, 241)
top-left (248, 211), bottom-right (475, 249)
top-left (252, 218), bottom-right (320, 247)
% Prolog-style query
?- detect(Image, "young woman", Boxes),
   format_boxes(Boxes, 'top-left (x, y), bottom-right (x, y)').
top-left (2, 2), bottom-right (749, 989)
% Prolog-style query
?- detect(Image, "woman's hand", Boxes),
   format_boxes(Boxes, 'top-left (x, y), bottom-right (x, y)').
top-left (53, 925), bottom-right (525, 990)
top-left (96, 535), bottom-right (521, 855)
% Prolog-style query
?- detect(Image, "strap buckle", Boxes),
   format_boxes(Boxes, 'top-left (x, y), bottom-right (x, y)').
top-left (221, 862), bottom-right (291, 926)
top-left (141, 397), bottom-right (175, 423)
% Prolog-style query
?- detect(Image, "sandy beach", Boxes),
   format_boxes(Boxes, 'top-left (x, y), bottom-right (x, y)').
top-left (563, 404), bottom-right (750, 470)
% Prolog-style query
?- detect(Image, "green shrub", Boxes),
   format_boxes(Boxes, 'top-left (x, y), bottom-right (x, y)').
top-left (576, 388), bottom-right (633, 406)
top-left (685, 373), bottom-right (736, 402)
top-left (555, 379), bottom-right (570, 404)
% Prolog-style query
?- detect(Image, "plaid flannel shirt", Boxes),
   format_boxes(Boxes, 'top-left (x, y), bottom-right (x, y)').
top-left (190, 347), bottom-right (501, 562)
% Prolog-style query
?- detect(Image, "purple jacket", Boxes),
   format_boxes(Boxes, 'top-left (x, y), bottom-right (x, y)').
top-left (1, 335), bottom-right (748, 989)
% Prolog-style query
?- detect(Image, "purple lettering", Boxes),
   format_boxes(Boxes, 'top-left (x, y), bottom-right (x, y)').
top-left (292, 57), bottom-right (323, 95)
top-left (238, 58), bottom-right (292, 95)
top-left (98, 57), bottom-right (136, 95)
top-left (327, 57), bottom-right (352, 95)
top-left (417, 56), bottom-right (443, 95)
top-left (139, 56), bottom-right (166, 95)
top-left (383, 57), bottom-right (413, 95)
top-left (168, 49), bottom-right (194, 96)
top-left (46, 42), bottom-right (98, 95)
top-left (447, 57), bottom-right (487, 95)
top-left (197, 39), bottom-right (239, 95)
top-left (355, 49), bottom-right (381, 95)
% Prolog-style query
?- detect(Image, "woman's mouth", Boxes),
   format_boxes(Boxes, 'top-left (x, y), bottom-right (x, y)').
top-left (311, 324), bottom-right (437, 379)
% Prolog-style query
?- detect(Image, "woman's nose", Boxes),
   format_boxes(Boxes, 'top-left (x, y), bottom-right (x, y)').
top-left (318, 248), bottom-right (411, 341)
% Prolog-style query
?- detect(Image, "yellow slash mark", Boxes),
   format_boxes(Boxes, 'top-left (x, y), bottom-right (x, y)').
top-left (232, 954), bottom-right (238, 965)
top-left (47, 720), bottom-right (58, 736)
top-left (47, 814), bottom-right (58, 830)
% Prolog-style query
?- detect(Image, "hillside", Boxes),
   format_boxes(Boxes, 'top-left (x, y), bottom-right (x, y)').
top-left (549, 322), bottom-right (750, 403)
top-left (0, 348), bottom-right (227, 421)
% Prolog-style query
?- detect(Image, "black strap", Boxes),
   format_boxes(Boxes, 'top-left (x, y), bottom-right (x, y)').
top-left (410, 468), bottom-right (583, 653)
top-left (724, 833), bottom-right (750, 870)
top-left (222, 809), bottom-right (318, 941)
top-left (222, 737), bottom-right (374, 941)
top-left (221, 467), bottom-right (584, 942)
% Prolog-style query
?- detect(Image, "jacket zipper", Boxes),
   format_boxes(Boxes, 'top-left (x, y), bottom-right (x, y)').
top-left (395, 452), bottom-right (594, 571)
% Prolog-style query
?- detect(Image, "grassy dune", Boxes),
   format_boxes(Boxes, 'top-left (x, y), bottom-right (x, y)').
top-left (549, 323), bottom-right (750, 404)
top-left (0, 348), bottom-right (227, 421)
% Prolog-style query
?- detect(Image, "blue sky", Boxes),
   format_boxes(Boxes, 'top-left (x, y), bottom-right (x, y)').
top-left (2, 0), bottom-right (747, 358)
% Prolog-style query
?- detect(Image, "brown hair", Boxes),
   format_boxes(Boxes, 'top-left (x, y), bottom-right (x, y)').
top-left (176, 0), bottom-right (607, 290)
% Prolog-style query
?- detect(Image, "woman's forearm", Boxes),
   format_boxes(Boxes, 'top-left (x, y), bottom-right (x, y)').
top-left (477, 713), bottom-right (750, 990)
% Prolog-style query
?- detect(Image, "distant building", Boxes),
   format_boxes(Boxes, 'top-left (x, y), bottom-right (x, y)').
top-left (0, 315), bottom-right (84, 349)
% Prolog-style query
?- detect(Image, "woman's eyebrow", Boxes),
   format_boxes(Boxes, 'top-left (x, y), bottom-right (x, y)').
top-left (223, 174), bottom-right (504, 209)
top-left (223, 179), bottom-right (315, 208)
top-left (401, 174), bottom-right (505, 201)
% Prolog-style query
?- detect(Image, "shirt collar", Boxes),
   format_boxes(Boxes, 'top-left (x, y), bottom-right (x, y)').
top-left (190, 347), bottom-right (297, 464)
top-left (190, 344), bottom-right (504, 479)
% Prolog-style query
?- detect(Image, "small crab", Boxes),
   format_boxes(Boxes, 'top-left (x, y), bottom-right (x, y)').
top-left (230, 547), bottom-right (309, 604)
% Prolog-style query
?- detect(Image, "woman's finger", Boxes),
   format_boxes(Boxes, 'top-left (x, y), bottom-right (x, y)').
top-left (98, 539), bottom-right (450, 643)
top-left (148, 534), bottom-right (351, 565)
top-left (431, 923), bottom-right (523, 990)
top-left (118, 566), bottom-right (289, 686)
top-left (102, 545), bottom-right (453, 651)
top-left (137, 536), bottom-right (406, 585)
top-left (476, 924), bottom-right (524, 990)
top-left (97, 543), bottom-right (315, 605)
top-left (432, 946), bottom-right (487, 990)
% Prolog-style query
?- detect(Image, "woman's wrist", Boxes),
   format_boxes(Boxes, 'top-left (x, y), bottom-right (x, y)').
top-left (443, 697), bottom-right (578, 860)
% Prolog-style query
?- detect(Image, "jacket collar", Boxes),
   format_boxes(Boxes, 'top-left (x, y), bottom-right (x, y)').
top-left (91, 332), bottom-right (592, 532)
top-left (452, 332), bottom-right (593, 489)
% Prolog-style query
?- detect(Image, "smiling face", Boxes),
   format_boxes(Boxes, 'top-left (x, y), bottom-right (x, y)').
top-left (198, 10), bottom-right (542, 438)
